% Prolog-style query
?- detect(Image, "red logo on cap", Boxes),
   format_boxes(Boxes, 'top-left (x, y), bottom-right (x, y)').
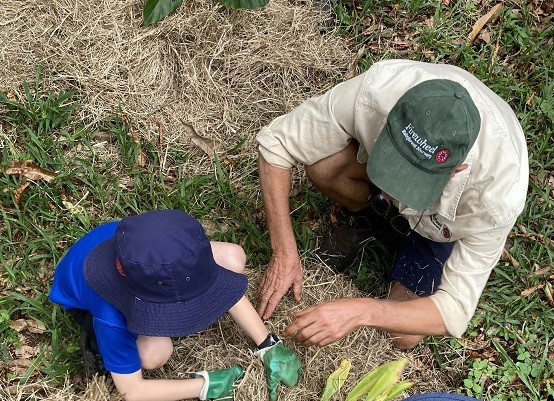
top-left (115, 258), bottom-right (125, 276)
top-left (435, 149), bottom-right (450, 163)
top-left (442, 226), bottom-right (452, 240)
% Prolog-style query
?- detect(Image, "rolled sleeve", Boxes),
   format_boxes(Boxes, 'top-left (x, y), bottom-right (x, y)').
top-left (430, 226), bottom-right (512, 337)
top-left (256, 82), bottom-right (358, 169)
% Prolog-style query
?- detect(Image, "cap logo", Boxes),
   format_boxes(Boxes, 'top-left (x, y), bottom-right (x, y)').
top-left (115, 257), bottom-right (125, 276)
top-left (435, 149), bottom-right (450, 163)
top-left (401, 123), bottom-right (439, 159)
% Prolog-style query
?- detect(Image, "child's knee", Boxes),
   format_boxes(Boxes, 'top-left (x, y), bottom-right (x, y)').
top-left (222, 244), bottom-right (246, 273)
top-left (137, 336), bottom-right (173, 370)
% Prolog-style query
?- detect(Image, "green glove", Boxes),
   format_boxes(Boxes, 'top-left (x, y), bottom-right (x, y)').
top-left (193, 365), bottom-right (244, 400)
top-left (256, 340), bottom-right (301, 401)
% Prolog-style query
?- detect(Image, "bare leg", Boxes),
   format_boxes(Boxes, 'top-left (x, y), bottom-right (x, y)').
top-left (136, 336), bottom-right (174, 370)
top-left (305, 141), bottom-right (370, 212)
top-left (387, 281), bottom-right (426, 349)
top-left (210, 241), bottom-right (246, 273)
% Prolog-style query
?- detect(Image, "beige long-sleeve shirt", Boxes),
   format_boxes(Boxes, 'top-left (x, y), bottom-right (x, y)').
top-left (256, 59), bottom-right (529, 337)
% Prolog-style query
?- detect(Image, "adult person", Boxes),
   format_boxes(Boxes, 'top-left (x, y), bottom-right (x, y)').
top-left (255, 59), bottom-right (528, 349)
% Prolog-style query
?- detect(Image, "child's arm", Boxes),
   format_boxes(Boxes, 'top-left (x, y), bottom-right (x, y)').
top-left (111, 366), bottom-right (243, 401)
top-left (228, 295), bottom-right (301, 401)
top-left (228, 296), bottom-right (270, 346)
top-left (111, 370), bottom-right (203, 401)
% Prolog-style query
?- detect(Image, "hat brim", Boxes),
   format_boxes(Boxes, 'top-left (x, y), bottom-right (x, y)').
top-left (367, 126), bottom-right (450, 211)
top-left (83, 237), bottom-right (248, 337)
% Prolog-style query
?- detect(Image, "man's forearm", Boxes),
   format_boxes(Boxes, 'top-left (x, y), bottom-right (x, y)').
top-left (258, 153), bottom-right (297, 253)
top-left (361, 297), bottom-right (448, 336)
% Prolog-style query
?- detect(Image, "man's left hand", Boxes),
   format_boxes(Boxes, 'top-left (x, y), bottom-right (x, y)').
top-left (283, 298), bottom-right (366, 346)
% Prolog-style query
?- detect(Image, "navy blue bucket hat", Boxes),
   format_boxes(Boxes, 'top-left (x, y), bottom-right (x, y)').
top-left (83, 210), bottom-right (248, 337)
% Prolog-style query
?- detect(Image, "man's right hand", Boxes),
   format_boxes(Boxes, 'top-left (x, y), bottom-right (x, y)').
top-left (257, 252), bottom-right (302, 320)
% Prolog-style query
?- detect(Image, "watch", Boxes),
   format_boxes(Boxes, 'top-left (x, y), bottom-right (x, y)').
top-left (256, 332), bottom-right (280, 350)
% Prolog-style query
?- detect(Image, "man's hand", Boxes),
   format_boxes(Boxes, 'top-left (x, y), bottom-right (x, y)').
top-left (257, 252), bottom-right (302, 320)
top-left (283, 299), bottom-right (366, 347)
top-left (256, 341), bottom-right (301, 401)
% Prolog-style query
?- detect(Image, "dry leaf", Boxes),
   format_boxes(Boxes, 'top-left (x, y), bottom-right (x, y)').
top-left (345, 46), bottom-right (365, 80)
top-left (478, 29), bottom-right (491, 43)
top-left (182, 123), bottom-right (217, 158)
top-left (501, 248), bottom-right (519, 268)
top-left (154, 118), bottom-right (164, 153)
top-left (534, 265), bottom-right (550, 276)
top-left (6, 383), bottom-right (44, 396)
top-left (15, 345), bottom-right (38, 359)
top-left (521, 283), bottom-right (545, 297)
top-left (525, 93), bottom-right (535, 106)
top-left (10, 318), bottom-right (46, 334)
top-left (6, 160), bottom-right (57, 182)
top-left (545, 282), bottom-right (554, 307)
top-left (8, 358), bottom-right (33, 368)
top-left (466, 4), bottom-right (503, 46)
top-left (13, 181), bottom-right (31, 204)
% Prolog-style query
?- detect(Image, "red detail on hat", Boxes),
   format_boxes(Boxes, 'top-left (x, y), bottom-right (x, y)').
top-left (442, 226), bottom-right (452, 240)
top-left (115, 258), bottom-right (125, 276)
top-left (435, 149), bottom-right (450, 163)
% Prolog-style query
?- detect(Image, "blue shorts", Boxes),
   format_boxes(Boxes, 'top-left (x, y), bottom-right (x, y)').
top-left (390, 231), bottom-right (455, 296)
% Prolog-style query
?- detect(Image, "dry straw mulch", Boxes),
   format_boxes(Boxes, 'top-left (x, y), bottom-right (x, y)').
top-left (2, 266), bottom-right (458, 401)
top-left (1, 0), bottom-right (351, 162)
top-left (1, 0), bottom-right (460, 399)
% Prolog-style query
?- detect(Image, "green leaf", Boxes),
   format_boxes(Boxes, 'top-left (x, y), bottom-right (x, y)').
top-left (345, 359), bottom-right (409, 401)
top-left (345, 366), bottom-right (382, 401)
top-left (143, 0), bottom-right (184, 26)
top-left (374, 381), bottom-right (414, 401)
top-left (217, 0), bottom-right (269, 10)
top-left (364, 359), bottom-right (408, 401)
top-left (320, 359), bottom-right (351, 401)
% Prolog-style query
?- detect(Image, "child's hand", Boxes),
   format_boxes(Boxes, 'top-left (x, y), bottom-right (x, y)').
top-left (256, 340), bottom-right (301, 401)
top-left (193, 365), bottom-right (244, 400)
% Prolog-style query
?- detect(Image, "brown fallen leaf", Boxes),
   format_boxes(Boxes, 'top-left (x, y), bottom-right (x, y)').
top-left (6, 160), bottom-right (57, 182)
top-left (13, 181), bottom-right (31, 204)
top-left (520, 275), bottom-right (554, 298)
top-left (521, 283), bottom-right (545, 297)
top-left (10, 318), bottom-right (46, 334)
top-left (344, 46), bottom-right (366, 80)
top-left (534, 264), bottom-right (550, 276)
top-left (8, 358), bottom-right (33, 368)
top-left (182, 122), bottom-right (217, 158)
top-left (501, 248), bottom-right (519, 268)
top-left (14, 345), bottom-right (38, 359)
top-left (7, 383), bottom-right (44, 395)
top-left (466, 3), bottom-right (503, 46)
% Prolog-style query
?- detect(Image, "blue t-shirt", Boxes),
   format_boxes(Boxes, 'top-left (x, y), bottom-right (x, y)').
top-left (49, 221), bottom-right (142, 374)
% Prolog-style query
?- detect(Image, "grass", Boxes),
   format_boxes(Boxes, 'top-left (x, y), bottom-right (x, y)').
top-left (1, 0), bottom-right (553, 399)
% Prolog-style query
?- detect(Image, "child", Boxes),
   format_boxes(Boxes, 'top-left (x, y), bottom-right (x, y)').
top-left (50, 209), bottom-right (301, 401)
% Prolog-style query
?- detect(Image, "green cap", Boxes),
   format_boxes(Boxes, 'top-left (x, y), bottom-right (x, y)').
top-left (366, 79), bottom-right (481, 211)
